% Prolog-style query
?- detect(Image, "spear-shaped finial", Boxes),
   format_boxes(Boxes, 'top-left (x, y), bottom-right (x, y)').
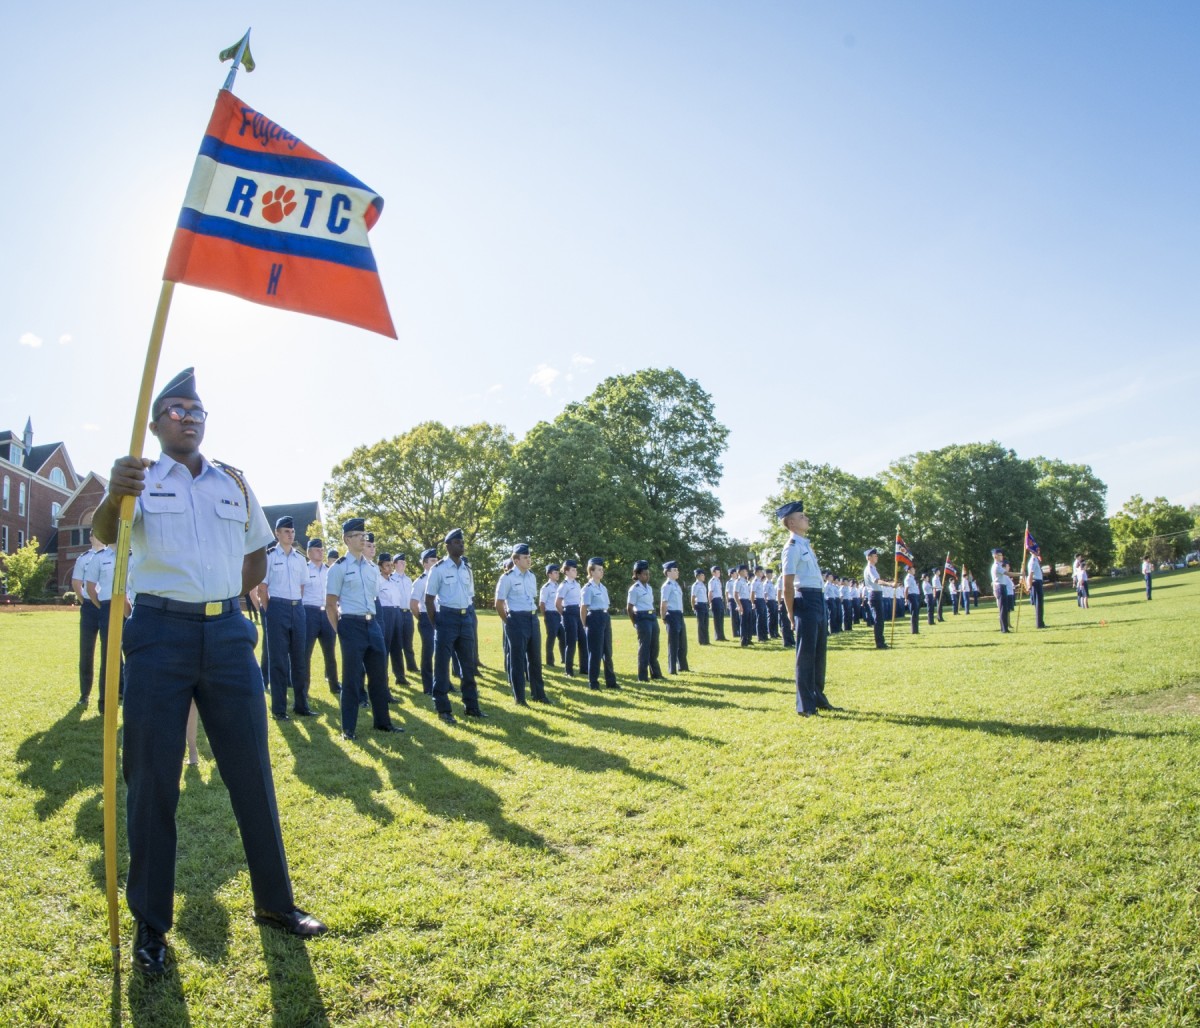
top-left (219, 29), bottom-right (255, 91)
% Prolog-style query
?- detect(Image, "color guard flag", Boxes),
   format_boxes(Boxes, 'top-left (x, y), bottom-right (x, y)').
top-left (1024, 527), bottom-right (1040, 556)
top-left (895, 533), bottom-right (914, 568)
top-left (944, 558), bottom-right (957, 579)
top-left (164, 90), bottom-right (396, 338)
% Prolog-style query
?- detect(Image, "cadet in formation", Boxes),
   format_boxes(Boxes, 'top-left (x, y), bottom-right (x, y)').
top-left (862, 547), bottom-right (894, 650)
top-left (390, 553), bottom-right (420, 677)
top-left (726, 567), bottom-right (741, 639)
top-left (262, 516), bottom-right (311, 719)
top-left (555, 558), bottom-right (584, 677)
top-left (303, 539), bottom-right (340, 695)
top-left (990, 548), bottom-right (1013, 633)
top-left (708, 565), bottom-right (726, 641)
top-left (660, 561), bottom-right (689, 674)
top-left (411, 547), bottom-right (438, 694)
top-left (72, 537), bottom-right (106, 708)
top-left (581, 557), bottom-right (619, 689)
top-left (540, 562), bottom-right (565, 668)
top-left (627, 560), bottom-right (664, 680)
top-left (1026, 548), bottom-right (1047, 628)
top-left (735, 565), bottom-right (754, 647)
top-left (778, 501), bottom-right (838, 716)
top-left (82, 539), bottom-right (124, 711)
top-left (903, 567), bottom-right (920, 634)
top-left (425, 528), bottom-right (487, 723)
top-left (690, 568), bottom-right (710, 645)
top-left (496, 543), bottom-right (549, 705)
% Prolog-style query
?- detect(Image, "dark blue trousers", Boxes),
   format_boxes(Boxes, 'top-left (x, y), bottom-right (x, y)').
top-left (1030, 579), bottom-right (1046, 627)
top-left (710, 596), bottom-right (726, 640)
top-left (543, 609), bottom-right (564, 666)
top-left (379, 606), bottom-right (409, 684)
top-left (780, 598), bottom-right (796, 647)
top-left (336, 616), bottom-right (393, 734)
top-left (303, 604), bottom-right (338, 691)
top-left (561, 605), bottom-right (583, 675)
top-left (729, 596), bottom-right (741, 638)
top-left (908, 593), bottom-right (921, 634)
top-left (754, 598), bottom-right (769, 640)
top-left (265, 600), bottom-right (308, 715)
top-left (95, 600), bottom-right (125, 711)
top-left (433, 609), bottom-right (480, 714)
top-left (79, 601), bottom-right (101, 701)
top-left (123, 605), bottom-right (293, 933)
top-left (926, 595), bottom-right (935, 625)
top-left (417, 612), bottom-right (434, 693)
top-left (739, 599), bottom-right (754, 646)
top-left (505, 611), bottom-right (546, 701)
top-left (694, 602), bottom-right (709, 645)
top-left (398, 608), bottom-right (418, 671)
top-left (766, 598), bottom-right (778, 638)
top-left (585, 611), bottom-right (617, 687)
top-left (1144, 573), bottom-right (1153, 600)
top-left (664, 610), bottom-right (688, 673)
top-left (870, 592), bottom-right (886, 648)
top-left (994, 589), bottom-right (1010, 632)
top-left (793, 588), bottom-right (828, 714)
top-left (843, 599), bottom-right (854, 631)
top-left (634, 612), bottom-right (663, 679)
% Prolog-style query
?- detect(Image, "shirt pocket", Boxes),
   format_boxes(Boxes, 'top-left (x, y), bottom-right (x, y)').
top-left (214, 500), bottom-right (248, 554)
top-left (140, 492), bottom-right (189, 552)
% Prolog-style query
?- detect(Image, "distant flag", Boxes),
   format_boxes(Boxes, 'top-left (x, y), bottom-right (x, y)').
top-left (943, 558), bottom-right (957, 579)
top-left (1024, 528), bottom-right (1040, 556)
top-left (218, 32), bottom-right (256, 73)
top-left (163, 90), bottom-right (396, 337)
top-left (895, 533), bottom-right (914, 568)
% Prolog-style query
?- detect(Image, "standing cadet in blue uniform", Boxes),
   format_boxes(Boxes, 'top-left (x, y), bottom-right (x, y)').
top-left (497, 543), bottom-right (549, 705)
top-left (425, 528), bottom-right (487, 724)
top-left (302, 539), bottom-right (339, 695)
top-left (922, 573), bottom-right (935, 626)
top-left (751, 567), bottom-right (770, 641)
top-left (581, 557), bottom-right (619, 689)
top-left (556, 559), bottom-right (584, 678)
top-left (83, 541), bottom-right (124, 712)
top-left (325, 520), bottom-right (406, 739)
top-left (391, 554), bottom-right (419, 675)
top-left (735, 565), bottom-right (754, 647)
top-left (1026, 548), bottom-right (1047, 628)
top-left (376, 553), bottom-right (409, 687)
top-left (862, 548), bottom-right (893, 650)
top-left (540, 563), bottom-right (565, 668)
top-left (660, 561), bottom-right (689, 673)
top-left (72, 538), bottom-right (105, 707)
top-left (690, 568), bottom-right (710, 645)
top-left (778, 501), bottom-right (836, 716)
top-left (1141, 556), bottom-right (1154, 600)
top-left (93, 368), bottom-right (325, 976)
top-left (411, 548), bottom-right (438, 695)
top-left (261, 516), bottom-right (311, 719)
top-left (627, 560), bottom-right (664, 680)
top-left (904, 567), bottom-right (921, 634)
top-left (765, 568), bottom-right (780, 638)
top-left (824, 574), bottom-right (840, 634)
top-left (991, 549), bottom-right (1012, 633)
top-left (708, 566), bottom-right (726, 641)
top-left (727, 568), bottom-right (741, 639)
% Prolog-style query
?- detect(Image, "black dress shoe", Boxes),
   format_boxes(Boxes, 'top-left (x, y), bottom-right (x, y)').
top-left (293, 708), bottom-right (315, 717)
top-left (515, 699), bottom-right (529, 707)
top-left (329, 684), bottom-right (342, 695)
top-left (77, 697), bottom-right (88, 708)
top-left (272, 712), bottom-right (290, 721)
top-left (447, 685), bottom-right (459, 695)
top-left (605, 683), bottom-right (621, 690)
top-left (464, 708), bottom-right (489, 718)
top-left (341, 732), bottom-right (357, 741)
top-left (437, 712), bottom-right (458, 725)
top-left (797, 710), bottom-right (815, 717)
top-left (132, 920), bottom-right (168, 976)
top-left (375, 724), bottom-right (405, 733)
top-left (386, 693), bottom-right (400, 702)
top-left (254, 907), bottom-right (328, 937)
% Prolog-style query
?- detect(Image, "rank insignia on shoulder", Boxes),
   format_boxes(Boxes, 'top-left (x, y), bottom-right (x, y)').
top-left (335, 556), bottom-right (347, 564)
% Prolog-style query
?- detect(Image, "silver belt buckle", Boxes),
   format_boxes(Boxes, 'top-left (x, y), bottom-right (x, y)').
top-left (365, 613), bottom-right (373, 621)
top-left (204, 601), bottom-right (222, 617)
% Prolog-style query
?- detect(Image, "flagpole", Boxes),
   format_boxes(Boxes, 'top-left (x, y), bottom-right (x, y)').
top-left (937, 551), bottom-right (950, 616)
top-left (222, 28), bottom-right (252, 90)
top-left (889, 525), bottom-right (900, 648)
top-left (1015, 521), bottom-right (1029, 633)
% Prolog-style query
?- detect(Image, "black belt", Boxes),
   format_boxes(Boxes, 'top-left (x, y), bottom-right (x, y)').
top-left (509, 610), bottom-right (534, 616)
top-left (270, 598), bottom-right (301, 607)
top-left (136, 594), bottom-right (239, 618)
top-left (440, 608), bottom-right (470, 615)
top-left (340, 613), bottom-right (375, 621)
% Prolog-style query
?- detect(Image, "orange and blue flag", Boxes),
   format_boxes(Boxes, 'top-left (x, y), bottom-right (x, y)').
top-left (895, 533), bottom-right (914, 568)
top-left (1024, 528), bottom-right (1040, 556)
top-left (164, 90), bottom-right (396, 338)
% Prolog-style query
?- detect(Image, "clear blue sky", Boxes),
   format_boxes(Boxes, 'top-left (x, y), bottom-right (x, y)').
top-left (4, 1), bottom-right (1197, 541)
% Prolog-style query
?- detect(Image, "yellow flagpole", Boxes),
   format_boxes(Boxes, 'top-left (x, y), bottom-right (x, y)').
top-left (1014, 521), bottom-right (1029, 633)
top-left (936, 551), bottom-right (950, 617)
top-left (101, 281), bottom-right (175, 970)
top-left (889, 525), bottom-right (900, 648)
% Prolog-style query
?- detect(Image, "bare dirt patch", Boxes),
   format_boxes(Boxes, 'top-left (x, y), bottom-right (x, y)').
top-left (1115, 684), bottom-right (1200, 717)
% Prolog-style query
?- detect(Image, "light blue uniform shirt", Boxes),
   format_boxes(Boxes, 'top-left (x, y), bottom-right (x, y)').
top-left (556, 579), bottom-right (582, 607)
top-left (303, 561), bottom-right (328, 607)
top-left (864, 562), bottom-right (883, 593)
top-left (391, 572), bottom-right (414, 606)
top-left (497, 568), bottom-right (538, 612)
top-left (84, 545), bottom-right (117, 601)
top-left (539, 579), bottom-right (559, 610)
top-left (263, 545), bottom-right (307, 600)
top-left (662, 579), bottom-right (684, 612)
top-left (426, 557), bottom-right (474, 610)
top-left (72, 549), bottom-right (98, 585)
top-left (782, 533), bottom-right (823, 589)
top-left (690, 581), bottom-right (708, 605)
top-left (735, 578), bottom-right (752, 601)
top-left (581, 580), bottom-right (610, 611)
top-left (327, 555), bottom-right (380, 615)
top-left (126, 452), bottom-right (272, 603)
top-left (708, 577), bottom-right (723, 602)
top-left (627, 581), bottom-right (655, 612)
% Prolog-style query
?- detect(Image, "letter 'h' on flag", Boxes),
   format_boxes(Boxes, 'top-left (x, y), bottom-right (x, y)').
top-left (164, 90), bottom-right (396, 337)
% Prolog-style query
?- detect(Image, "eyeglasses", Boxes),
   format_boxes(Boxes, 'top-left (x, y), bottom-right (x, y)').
top-left (158, 405), bottom-right (208, 423)
top-left (344, 532), bottom-right (365, 540)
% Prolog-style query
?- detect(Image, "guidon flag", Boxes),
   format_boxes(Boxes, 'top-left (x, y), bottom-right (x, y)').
top-left (1024, 527), bottom-right (1040, 556)
top-left (894, 533), bottom-right (915, 568)
top-left (164, 90), bottom-right (396, 338)
top-left (943, 558), bottom-right (957, 579)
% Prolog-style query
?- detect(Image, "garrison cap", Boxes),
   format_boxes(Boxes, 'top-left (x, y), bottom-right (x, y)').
top-left (307, 538), bottom-right (323, 550)
top-left (693, 568), bottom-right (703, 576)
top-left (512, 543), bottom-right (531, 556)
top-left (633, 559), bottom-right (650, 573)
top-left (444, 527), bottom-right (464, 544)
top-left (420, 547), bottom-right (438, 562)
top-left (737, 563), bottom-right (749, 571)
top-left (710, 565), bottom-right (721, 573)
top-left (587, 556), bottom-right (605, 567)
top-left (379, 553), bottom-right (393, 563)
top-left (546, 563), bottom-right (561, 574)
top-left (342, 518), bottom-right (365, 534)
top-left (662, 560), bottom-right (678, 571)
top-left (563, 558), bottom-right (578, 568)
top-left (992, 548), bottom-right (1005, 556)
top-left (154, 368), bottom-right (200, 410)
top-left (394, 553), bottom-right (406, 562)
top-left (274, 516), bottom-right (294, 530)
top-left (864, 547), bottom-right (878, 558)
top-left (327, 548), bottom-right (339, 559)
top-left (775, 500), bottom-right (805, 520)
top-left (364, 532), bottom-right (375, 544)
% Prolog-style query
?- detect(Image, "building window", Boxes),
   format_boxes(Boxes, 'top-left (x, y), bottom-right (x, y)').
top-left (1, 525), bottom-right (7, 553)
top-left (51, 502), bottom-right (61, 526)
top-left (17, 530), bottom-right (25, 549)
top-left (2, 475), bottom-right (8, 511)
top-left (49, 467), bottom-right (66, 487)
top-left (18, 482), bottom-right (26, 516)
top-left (83, 528), bottom-right (91, 544)
top-left (70, 528), bottom-right (80, 547)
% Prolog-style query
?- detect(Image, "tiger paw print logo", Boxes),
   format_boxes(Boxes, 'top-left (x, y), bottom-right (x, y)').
top-left (261, 185), bottom-right (297, 224)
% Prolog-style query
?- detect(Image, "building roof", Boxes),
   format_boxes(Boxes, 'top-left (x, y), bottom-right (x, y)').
top-left (23, 442), bottom-right (64, 473)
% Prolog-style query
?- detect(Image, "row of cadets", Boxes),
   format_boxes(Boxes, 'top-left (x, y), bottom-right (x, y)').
top-left (302, 539), bottom-right (340, 695)
top-left (777, 500), bottom-right (840, 716)
top-left (626, 560), bottom-right (664, 680)
top-left (554, 559), bottom-right (585, 677)
top-left (690, 568), bottom-right (710, 644)
top-left (707, 566), bottom-right (727, 640)
top-left (261, 516), bottom-right (311, 720)
top-left (72, 536), bottom-right (107, 708)
top-left (323, 519), bottom-right (406, 740)
top-left (765, 569), bottom-right (781, 638)
top-left (411, 548), bottom-right (439, 694)
top-left (581, 557), bottom-right (619, 689)
top-left (424, 528), bottom-right (487, 724)
top-left (495, 543), bottom-right (549, 705)
top-left (823, 574), bottom-right (842, 633)
top-left (540, 563), bottom-right (566, 668)
top-left (660, 561), bottom-right (690, 673)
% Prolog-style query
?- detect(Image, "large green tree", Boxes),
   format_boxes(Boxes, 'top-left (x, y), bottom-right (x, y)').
top-left (1028, 457), bottom-right (1113, 571)
top-left (562, 368), bottom-right (729, 556)
top-left (1, 537), bottom-right (55, 601)
top-left (1109, 495), bottom-right (1193, 569)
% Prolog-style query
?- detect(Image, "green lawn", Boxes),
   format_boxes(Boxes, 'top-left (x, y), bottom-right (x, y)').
top-left (3, 573), bottom-right (1199, 1026)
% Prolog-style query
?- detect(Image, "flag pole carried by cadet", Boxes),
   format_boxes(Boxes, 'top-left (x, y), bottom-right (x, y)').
top-left (97, 31), bottom-right (395, 972)
top-left (936, 551), bottom-right (951, 614)
top-left (1014, 522), bottom-right (1030, 631)
top-left (891, 527), bottom-right (915, 649)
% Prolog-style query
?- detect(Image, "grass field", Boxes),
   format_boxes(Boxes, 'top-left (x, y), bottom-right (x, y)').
top-left (2, 572), bottom-right (1199, 1026)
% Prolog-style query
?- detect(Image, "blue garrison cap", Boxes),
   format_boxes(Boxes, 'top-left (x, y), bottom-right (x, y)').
top-left (662, 560), bottom-right (678, 571)
top-left (512, 542), bottom-right (531, 556)
top-left (342, 518), bottom-right (365, 534)
top-left (307, 538), bottom-right (323, 550)
top-left (364, 532), bottom-right (375, 544)
top-left (864, 547), bottom-right (878, 558)
top-left (546, 563), bottom-right (561, 574)
top-left (693, 568), bottom-right (703, 576)
top-left (394, 553), bottom-right (406, 562)
top-left (154, 368), bottom-right (200, 410)
top-left (327, 548), bottom-right (339, 559)
top-left (379, 553), bottom-right (393, 564)
top-left (587, 556), bottom-right (605, 567)
top-left (775, 500), bottom-right (805, 520)
top-left (274, 516), bottom-right (294, 530)
top-left (710, 565), bottom-right (721, 573)
top-left (992, 548), bottom-right (1005, 556)
top-left (737, 563), bottom-right (749, 572)
top-left (420, 547), bottom-right (438, 562)
top-left (444, 528), bottom-right (464, 544)
top-left (633, 559), bottom-right (650, 573)
top-left (563, 558), bottom-right (578, 568)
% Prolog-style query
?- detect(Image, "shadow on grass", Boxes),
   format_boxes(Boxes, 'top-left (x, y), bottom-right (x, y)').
top-left (838, 708), bottom-right (1189, 742)
top-left (14, 704), bottom-right (97, 819)
top-left (258, 925), bottom-right (329, 1027)
top-left (126, 963), bottom-right (191, 1027)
